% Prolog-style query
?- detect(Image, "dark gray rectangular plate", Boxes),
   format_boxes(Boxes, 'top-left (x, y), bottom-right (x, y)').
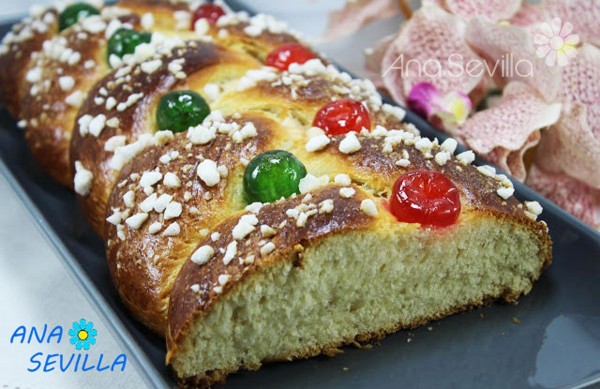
top-left (1, 2), bottom-right (600, 387)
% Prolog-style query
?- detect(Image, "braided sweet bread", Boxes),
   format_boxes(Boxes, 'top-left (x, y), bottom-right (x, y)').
top-left (1, 1), bottom-right (552, 386)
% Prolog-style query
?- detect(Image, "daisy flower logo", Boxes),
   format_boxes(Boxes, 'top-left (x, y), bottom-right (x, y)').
top-left (534, 17), bottom-right (580, 67)
top-left (69, 319), bottom-right (97, 350)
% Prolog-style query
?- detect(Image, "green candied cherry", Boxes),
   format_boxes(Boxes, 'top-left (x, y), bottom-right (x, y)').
top-left (156, 91), bottom-right (211, 133)
top-left (244, 150), bottom-right (307, 203)
top-left (59, 3), bottom-right (100, 31)
top-left (107, 28), bottom-right (152, 63)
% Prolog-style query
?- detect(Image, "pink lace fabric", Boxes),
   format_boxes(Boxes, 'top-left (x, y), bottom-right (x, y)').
top-left (380, 6), bottom-right (483, 104)
top-left (459, 82), bottom-right (561, 181)
top-left (444, 0), bottom-right (521, 22)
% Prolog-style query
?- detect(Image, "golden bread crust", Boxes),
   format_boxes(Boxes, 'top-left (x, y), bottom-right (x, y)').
top-left (71, 40), bottom-right (259, 235)
top-left (0, 9), bottom-right (58, 117)
top-left (70, 21), bottom-right (303, 236)
top-left (105, 113), bottom-right (276, 333)
top-left (11, 0), bottom-right (187, 187)
top-left (9, 0), bottom-right (299, 189)
top-left (21, 14), bottom-right (140, 187)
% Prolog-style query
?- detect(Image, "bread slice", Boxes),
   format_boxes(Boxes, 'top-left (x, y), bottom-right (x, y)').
top-left (161, 59), bottom-right (552, 385)
top-left (167, 183), bottom-right (551, 386)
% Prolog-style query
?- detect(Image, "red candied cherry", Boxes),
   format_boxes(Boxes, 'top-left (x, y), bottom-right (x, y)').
top-left (265, 43), bottom-right (316, 71)
top-left (191, 3), bottom-right (226, 28)
top-left (312, 98), bottom-right (371, 136)
top-left (390, 170), bottom-right (461, 227)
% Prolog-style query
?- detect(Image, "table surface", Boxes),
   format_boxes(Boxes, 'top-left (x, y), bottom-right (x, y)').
top-left (0, 1), bottom-right (411, 388)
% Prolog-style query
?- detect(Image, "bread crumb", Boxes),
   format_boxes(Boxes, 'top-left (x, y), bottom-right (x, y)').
top-left (477, 165), bottom-right (496, 178)
top-left (497, 187), bottom-right (515, 200)
top-left (154, 194), bottom-right (173, 213)
top-left (305, 134), bottom-right (330, 152)
top-left (223, 241), bottom-right (237, 265)
top-left (360, 199), bottom-right (378, 217)
top-left (197, 159), bottom-right (221, 187)
top-left (260, 225), bottom-right (276, 238)
top-left (440, 138), bottom-right (458, 154)
top-left (260, 242), bottom-right (276, 256)
top-left (456, 150), bottom-right (475, 165)
top-left (299, 174), bottom-right (329, 194)
top-left (434, 151), bottom-right (450, 166)
top-left (318, 199), bottom-right (334, 214)
top-left (140, 171), bottom-right (163, 188)
top-left (525, 201), bottom-right (543, 218)
top-left (334, 174), bottom-right (351, 186)
top-left (73, 161), bottom-right (93, 196)
top-left (218, 274), bottom-right (231, 286)
top-left (164, 201), bottom-right (183, 220)
top-left (395, 158), bottom-right (410, 167)
top-left (232, 214), bottom-right (259, 240)
top-left (148, 221), bottom-right (162, 234)
top-left (125, 213), bottom-right (148, 230)
top-left (163, 172), bottom-right (181, 188)
top-left (339, 187), bottom-right (355, 198)
top-left (162, 222), bottom-right (181, 236)
top-left (339, 132), bottom-right (361, 154)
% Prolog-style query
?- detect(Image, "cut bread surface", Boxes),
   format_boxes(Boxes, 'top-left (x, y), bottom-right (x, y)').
top-left (168, 206), bottom-right (550, 385)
